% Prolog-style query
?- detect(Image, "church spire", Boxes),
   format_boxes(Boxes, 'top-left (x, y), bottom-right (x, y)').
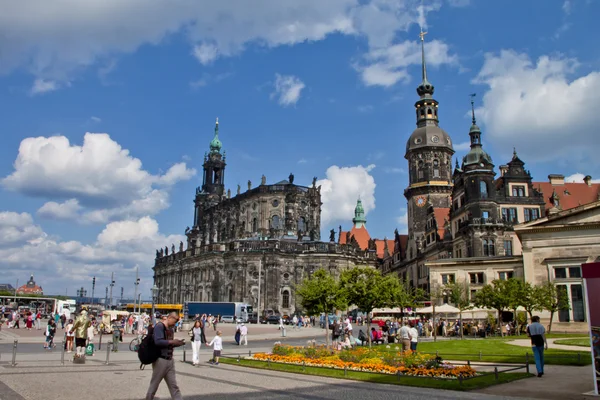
top-left (352, 198), bottom-right (367, 229)
top-left (209, 117), bottom-right (222, 154)
top-left (468, 94), bottom-right (482, 149)
top-left (416, 29), bottom-right (434, 98)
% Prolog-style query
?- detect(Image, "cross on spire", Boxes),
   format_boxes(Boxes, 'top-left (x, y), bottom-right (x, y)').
top-left (419, 29), bottom-right (428, 82)
top-left (470, 93), bottom-right (477, 125)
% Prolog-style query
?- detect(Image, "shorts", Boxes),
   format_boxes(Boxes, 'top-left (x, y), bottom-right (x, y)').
top-left (213, 350), bottom-right (221, 357)
top-left (75, 338), bottom-right (87, 348)
top-left (66, 336), bottom-right (74, 343)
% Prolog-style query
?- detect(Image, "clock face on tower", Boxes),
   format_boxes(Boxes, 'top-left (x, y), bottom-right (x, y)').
top-left (415, 196), bottom-right (427, 207)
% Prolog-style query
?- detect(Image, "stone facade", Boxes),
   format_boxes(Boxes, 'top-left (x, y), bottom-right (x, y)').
top-left (153, 119), bottom-right (377, 315)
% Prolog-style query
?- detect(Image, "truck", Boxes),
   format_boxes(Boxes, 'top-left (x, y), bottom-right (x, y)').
top-left (53, 299), bottom-right (76, 319)
top-left (184, 302), bottom-right (253, 322)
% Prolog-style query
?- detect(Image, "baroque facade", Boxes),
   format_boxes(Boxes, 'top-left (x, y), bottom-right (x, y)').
top-left (379, 32), bottom-right (600, 328)
top-left (153, 120), bottom-right (377, 316)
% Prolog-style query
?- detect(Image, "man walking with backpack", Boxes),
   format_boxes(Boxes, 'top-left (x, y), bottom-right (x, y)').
top-left (146, 312), bottom-right (186, 400)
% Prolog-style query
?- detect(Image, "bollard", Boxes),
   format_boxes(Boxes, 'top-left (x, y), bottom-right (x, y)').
top-left (578, 353), bottom-right (581, 362)
top-left (281, 327), bottom-right (286, 337)
top-left (525, 353), bottom-right (530, 374)
top-left (11, 339), bottom-right (17, 367)
top-left (344, 366), bottom-right (347, 376)
top-left (105, 341), bottom-right (112, 365)
top-left (458, 374), bottom-right (463, 386)
top-left (249, 350), bottom-right (252, 357)
top-left (494, 367), bottom-right (498, 381)
top-left (267, 359), bottom-right (271, 368)
top-left (302, 361), bottom-right (306, 371)
top-left (61, 340), bottom-right (66, 365)
top-left (98, 331), bottom-right (103, 351)
top-left (467, 360), bottom-right (470, 367)
top-left (183, 347), bottom-right (186, 363)
top-left (479, 351), bottom-right (482, 361)
top-left (396, 371), bottom-right (401, 382)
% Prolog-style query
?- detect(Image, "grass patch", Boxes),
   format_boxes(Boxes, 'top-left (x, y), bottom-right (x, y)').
top-left (369, 340), bottom-right (590, 366)
top-left (220, 357), bottom-right (531, 391)
top-left (554, 338), bottom-right (590, 347)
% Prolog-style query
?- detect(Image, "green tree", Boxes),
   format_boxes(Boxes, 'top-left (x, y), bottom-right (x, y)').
top-left (340, 267), bottom-right (397, 347)
top-left (519, 282), bottom-right (544, 319)
top-left (474, 279), bottom-right (512, 335)
top-left (295, 269), bottom-right (346, 348)
top-left (537, 281), bottom-right (570, 333)
top-left (394, 278), bottom-right (426, 314)
top-left (444, 281), bottom-right (472, 339)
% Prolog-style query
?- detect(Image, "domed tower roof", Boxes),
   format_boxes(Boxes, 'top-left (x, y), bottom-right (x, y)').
top-left (462, 95), bottom-right (493, 167)
top-left (352, 198), bottom-right (367, 228)
top-left (405, 30), bottom-right (454, 156)
top-left (209, 118), bottom-right (222, 154)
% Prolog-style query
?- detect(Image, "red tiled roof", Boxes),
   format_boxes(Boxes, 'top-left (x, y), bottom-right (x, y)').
top-left (375, 239), bottom-right (395, 259)
top-left (534, 181), bottom-right (600, 213)
top-left (433, 208), bottom-right (450, 238)
top-left (395, 234), bottom-right (408, 254)
top-left (17, 285), bottom-right (43, 295)
top-left (339, 226), bottom-right (371, 250)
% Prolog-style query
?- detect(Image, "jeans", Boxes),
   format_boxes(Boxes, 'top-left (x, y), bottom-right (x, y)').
top-left (410, 342), bottom-right (418, 351)
top-left (532, 346), bottom-right (544, 374)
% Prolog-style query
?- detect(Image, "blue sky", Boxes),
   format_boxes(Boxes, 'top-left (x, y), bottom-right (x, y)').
top-left (0, 0), bottom-right (599, 296)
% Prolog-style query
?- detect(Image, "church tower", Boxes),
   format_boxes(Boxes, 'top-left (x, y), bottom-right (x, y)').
top-left (352, 199), bottom-right (367, 229)
top-left (193, 118), bottom-right (226, 228)
top-left (404, 30), bottom-right (454, 246)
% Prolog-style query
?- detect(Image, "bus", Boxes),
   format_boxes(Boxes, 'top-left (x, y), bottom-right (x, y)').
top-left (184, 302), bottom-right (253, 322)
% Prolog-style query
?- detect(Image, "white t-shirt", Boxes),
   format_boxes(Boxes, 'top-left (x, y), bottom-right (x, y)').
top-left (240, 325), bottom-right (248, 335)
top-left (399, 326), bottom-right (410, 340)
top-left (66, 323), bottom-right (74, 337)
top-left (209, 335), bottom-right (223, 351)
top-left (409, 327), bottom-right (419, 342)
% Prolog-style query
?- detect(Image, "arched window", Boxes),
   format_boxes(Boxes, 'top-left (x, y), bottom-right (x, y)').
top-left (282, 290), bottom-right (290, 308)
top-left (241, 221), bottom-right (246, 232)
top-left (271, 215), bottom-right (280, 229)
top-left (252, 218), bottom-right (258, 233)
top-left (427, 108), bottom-right (432, 116)
top-left (480, 181), bottom-right (488, 198)
top-left (433, 159), bottom-right (440, 178)
top-left (420, 109), bottom-right (425, 116)
top-left (483, 239), bottom-right (489, 256)
top-left (298, 217), bottom-right (306, 232)
top-left (488, 240), bottom-right (495, 256)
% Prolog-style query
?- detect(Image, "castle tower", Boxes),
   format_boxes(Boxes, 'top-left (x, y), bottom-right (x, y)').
top-left (352, 199), bottom-right (367, 228)
top-left (404, 30), bottom-right (454, 242)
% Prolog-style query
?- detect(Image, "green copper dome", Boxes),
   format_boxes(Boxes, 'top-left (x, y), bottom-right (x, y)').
top-left (209, 118), bottom-right (222, 154)
top-left (352, 199), bottom-right (367, 228)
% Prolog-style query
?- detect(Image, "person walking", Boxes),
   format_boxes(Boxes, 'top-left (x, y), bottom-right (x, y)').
top-left (409, 322), bottom-right (419, 352)
top-left (239, 323), bottom-right (248, 346)
top-left (65, 319), bottom-right (75, 352)
top-left (146, 312), bottom-right (185, 400)
top-left (399, 322), bottom-right (411, 351)
top-left (35, 310), bottom-right (42, 330)
top-left (190, 320), bottom-right (202, 366)
top-left (208, 330), bottom-right (223, 365)
top-left (527, 316), bottom-right (548, 377)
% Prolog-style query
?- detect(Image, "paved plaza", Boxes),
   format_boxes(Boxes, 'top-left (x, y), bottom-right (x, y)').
top-left (0, 323), bottom-right (595, 400)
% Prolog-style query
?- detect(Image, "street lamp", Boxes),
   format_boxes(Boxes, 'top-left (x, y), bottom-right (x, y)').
top-left (134, 267), bottom-right (140, 313)
top-left (151, 284), bottom-right (159, 325)
top-left (432, 289), bottom-right (448, 343)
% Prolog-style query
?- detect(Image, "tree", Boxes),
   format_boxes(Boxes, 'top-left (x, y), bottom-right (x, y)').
top-left (537, 281), bottom-right (570, 333)
top-left (340, 267), bottom-right (397, 347)
top-left (295, 269), bottom-right (346, 348)
top-left (395, 279), bottom-right (426, 315)
top-left (444, 281), bottom-right (472, 339)
top-left (519, 282), bottom-right (544, 319)
top-left (474, 279), bottom-right (512, 335)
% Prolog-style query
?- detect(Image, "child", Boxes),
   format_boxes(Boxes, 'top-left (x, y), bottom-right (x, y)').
top-left (208, 330), bottom-right (223, 365)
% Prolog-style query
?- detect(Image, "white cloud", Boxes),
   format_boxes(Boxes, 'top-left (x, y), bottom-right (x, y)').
top-left (271, 74), bottom-right (305, 107)
top-left (0, 1), bottom-right (457, 90)
top-left (30, 78), bottom-right (59, 95)
top-left (447, 0), bottom-right (470, 7)
top-left (474, 50), bottom-right (600, 165)
top-left (357, 105), bottom-right (373, 113)
top-left (192, 42), bottom-right (219, 65)
top-left (358, 39), bottom-right (458, 87)
top-left (396, 208), bottom-right (408, 234)
top-left (317, 164), bottom-right (376, 224)
top-left (383, 167), bottom-right (405, 174)
top-left (2, 133), bottom-right (196, 223)
top-left (565, 173), bottom-right (600, 184)
top-left (297, 158), bottom-right (308, 164)
top-left (0, 212), bottom-right (184, 296)
top-left (90, 116), bottom-right (102, 123)
top-left (37, 199), bottom-right (81, 220)
top-left (453, 141), bottom-right (471, 151)
top-left (0, 211), bottom-right (45, 248)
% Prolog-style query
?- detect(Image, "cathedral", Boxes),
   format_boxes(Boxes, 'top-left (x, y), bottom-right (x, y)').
top-left (153, 120), bottom-right (377, 316)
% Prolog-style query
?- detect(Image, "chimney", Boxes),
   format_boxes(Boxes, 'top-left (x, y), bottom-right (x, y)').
top-left (548, 174), bottom-right (565, 186)
top-left (499, 165), bottom-right (508, 177)
top-left (584, 175), bottom-right (592, 187)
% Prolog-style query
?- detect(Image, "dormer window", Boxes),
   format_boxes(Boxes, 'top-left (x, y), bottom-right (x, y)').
top-left (512, 185), bottom-right (525, 197)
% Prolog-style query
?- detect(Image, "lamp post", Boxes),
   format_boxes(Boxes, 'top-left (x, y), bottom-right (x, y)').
top-left (151, 284), bottom-right (159, 325)
top-left (256, 257), bottom-right (262, 324)
top-left (133, 267), bottom-right (140, 313)
top-left (91, 276), bottom-right (96, 307)
top-left (432, 289), bottom-right (448, 343)
top-left (109, 272), bottom-right (115, 309)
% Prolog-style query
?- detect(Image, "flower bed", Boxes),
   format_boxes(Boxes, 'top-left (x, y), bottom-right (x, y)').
top-left (250, 345), bottom-right (477, 379)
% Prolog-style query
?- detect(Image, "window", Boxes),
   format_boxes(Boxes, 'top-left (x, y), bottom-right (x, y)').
top-left (512, 185), bottom-right (525, 197)
top-left (555, 268), bottom-right (567, 279)
top-left (441, 274), bottom-right (455, 284)
top-left (498, 271), bottom-right (514, 280)
top-left (271, 215), bottom-right (281, 229)
top-left (524, 208), bottom-right (540, 222)
top-left (504, 240), bottom-right (513, 256)
top-left (480, 181), bottom-right (488, 198)
top-left (469, 272), bottom-right (485, 284)
top-left (569, 267), bottom-right (582, 278)
top-left (252, 218), bottom-right (258, 232)
top-left (433, 168), bottom-right (440, 178)
top-left (470, 289), bottom-right (478, 301)
top-left (502, 208), bottom-right (518, 223)
top-left (282, 290), bottom-right (290, 308)
top-left (482, 211), bottom-right (489, 219)
top-left (554, 266), bottom-right (582, 279)
top-left (298, 217), bottom-right (306, 232)
top-left (483, 239), bottom-right (495, 256)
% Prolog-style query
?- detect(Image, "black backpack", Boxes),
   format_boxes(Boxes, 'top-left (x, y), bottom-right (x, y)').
top-left (137, 324), bottom-right (161, 369)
